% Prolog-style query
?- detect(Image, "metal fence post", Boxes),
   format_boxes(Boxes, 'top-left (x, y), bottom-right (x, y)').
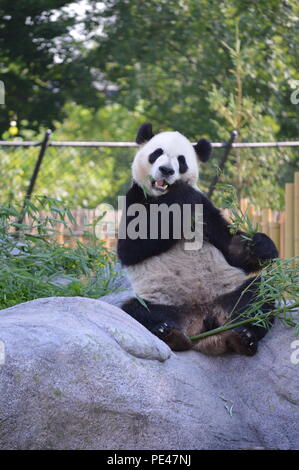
top-left (207, 130), bottom-right (238, 198)
top-left (16, 129), bottom-right (51, 228)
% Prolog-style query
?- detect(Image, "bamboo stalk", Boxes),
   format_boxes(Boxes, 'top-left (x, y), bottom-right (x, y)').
top-left (190, 301), bottom-right (299, 341)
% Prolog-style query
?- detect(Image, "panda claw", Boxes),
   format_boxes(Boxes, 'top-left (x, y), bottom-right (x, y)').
top-left (158, 322), bottom-right (169, 333)
top-left (151, 322), bottom-right (192, 351)
top-left (232, 326), bottom-right (258, 356)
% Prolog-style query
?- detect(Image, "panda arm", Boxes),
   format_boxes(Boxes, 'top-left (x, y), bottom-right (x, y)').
top-left (117, 183), bottom-right (178, 266)
top-left (164, 182), bottom-right (277, 273)
top-left (199, 192), bottom-right (278, 273)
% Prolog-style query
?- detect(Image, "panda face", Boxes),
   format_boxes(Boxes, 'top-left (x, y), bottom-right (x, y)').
top-left (132, 131), bottom-right (200, 196)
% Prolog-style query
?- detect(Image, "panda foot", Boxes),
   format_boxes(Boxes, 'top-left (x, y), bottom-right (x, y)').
top-left (228, 326), bottom-right (258, 356)
top-left (152, 322), bottom-right (192, 351)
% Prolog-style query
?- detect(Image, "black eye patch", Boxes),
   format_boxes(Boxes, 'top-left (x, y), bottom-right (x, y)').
top-left (178, 155), bottom-right (188, 173)
top-left (149, 148), bottom-right (163, 164)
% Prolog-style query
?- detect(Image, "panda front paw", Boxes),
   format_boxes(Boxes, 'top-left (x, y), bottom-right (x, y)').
top-left (251, 232), bottom-right (278, 261)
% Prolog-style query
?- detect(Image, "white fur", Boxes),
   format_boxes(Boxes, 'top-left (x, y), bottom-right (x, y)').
top-left (126, 240), bottom-right (247, 306)
top-left (132, 131), bottom-right (199, 196)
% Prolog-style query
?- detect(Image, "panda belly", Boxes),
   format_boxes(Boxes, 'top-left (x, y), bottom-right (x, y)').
top-left (125, 240), bottom-right (248, 306)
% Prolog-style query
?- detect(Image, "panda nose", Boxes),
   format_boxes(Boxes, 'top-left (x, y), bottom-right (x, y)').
top-left (159, 165), bottom-right (175, 176)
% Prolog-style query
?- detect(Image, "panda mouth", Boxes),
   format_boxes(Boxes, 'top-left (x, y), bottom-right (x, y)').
top-left (152, 179), bottom-right (169, 192)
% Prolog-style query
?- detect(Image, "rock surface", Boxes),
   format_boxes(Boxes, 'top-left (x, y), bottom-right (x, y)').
top-left (0, 295), bottom-right (298, 450)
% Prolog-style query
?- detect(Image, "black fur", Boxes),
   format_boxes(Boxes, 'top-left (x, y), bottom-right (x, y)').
top-left (194, 138), bottom-right (212, 162)
top-left (178, 155), bottom-right (188, 173)
top-left (159, 165), bottom-right (175, 176)
top-left (136, 123), bottom-right (154, 144)
top-left (149, 148), bottom-right (163, 164)
top-left (122, 297), bottom-right (182, 331)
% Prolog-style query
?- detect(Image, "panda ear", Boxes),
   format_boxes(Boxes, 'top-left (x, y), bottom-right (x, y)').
top-left (194, 138), bottom-right (212, 162)
top-left (136, 123), bottom-right (155, 145)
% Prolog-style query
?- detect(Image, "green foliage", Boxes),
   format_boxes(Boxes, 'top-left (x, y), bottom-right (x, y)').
top-left (51, 102), bottom-right (144, 206)
top-left (205, 27), bottom-right (295, 209)
top-left (3, 0), bottom-right (299, 142)
top-left (215, 183), bottom-right (259, 238)
top-left (135, 294), bottom-right (150, 312)
top-left (91, 0), bottom-right (299, 209)
top-left (238, 258), bottom-right (299, 333)
top-left (1, 0), bottom-right (299, 210)
top-left (0, 196), bottom-right (118, 309)
top-left (0, 0), bottom-right (101, 137)
top-left (0, 103), bottom-right (144, 207)
top-left (95, 0), bottom-right (299, 139)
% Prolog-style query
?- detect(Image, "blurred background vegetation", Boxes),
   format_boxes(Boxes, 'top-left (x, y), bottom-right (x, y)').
top-left (0, 0), bottom-right (299, 209)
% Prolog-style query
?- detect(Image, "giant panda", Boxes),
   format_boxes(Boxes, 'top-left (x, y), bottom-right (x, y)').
top-left (117, 123), bottom-right (278, 356)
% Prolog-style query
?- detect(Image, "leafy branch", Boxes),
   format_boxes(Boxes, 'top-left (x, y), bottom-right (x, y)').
top-left (216, 183), bottom-right (259, 238)
top-left (0, 196), bottom-right (118, 309)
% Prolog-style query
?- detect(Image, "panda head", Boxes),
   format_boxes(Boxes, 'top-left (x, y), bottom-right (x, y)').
top-left (132, 123), bottom-right (212, 196)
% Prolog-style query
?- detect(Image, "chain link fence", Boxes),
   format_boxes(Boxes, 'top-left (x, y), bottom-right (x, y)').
top-left (0, 137), bottom-right (137, 208)
top-left (1, 132), bottom-right (298, 210)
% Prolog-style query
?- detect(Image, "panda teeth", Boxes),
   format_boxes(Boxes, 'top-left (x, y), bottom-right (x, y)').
top-left (154, 180), bottom-right (169, 191)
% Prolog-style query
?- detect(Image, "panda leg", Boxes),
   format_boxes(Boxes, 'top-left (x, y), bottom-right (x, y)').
top-left (194, 278), bottom-right (275, 356)
top-left (223, 277), bottom-right (275, 356)
top-left (121, 298), bottom-right (192, 351)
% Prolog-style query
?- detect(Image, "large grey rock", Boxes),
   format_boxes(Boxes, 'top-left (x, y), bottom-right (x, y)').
top-left (0, 296), bottom-right (298, 450)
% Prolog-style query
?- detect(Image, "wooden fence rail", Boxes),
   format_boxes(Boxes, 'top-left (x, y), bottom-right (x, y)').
top-left (228, 171), bottom-right (298, 259)
top-left (270, 171), bottom-right (297, 259)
